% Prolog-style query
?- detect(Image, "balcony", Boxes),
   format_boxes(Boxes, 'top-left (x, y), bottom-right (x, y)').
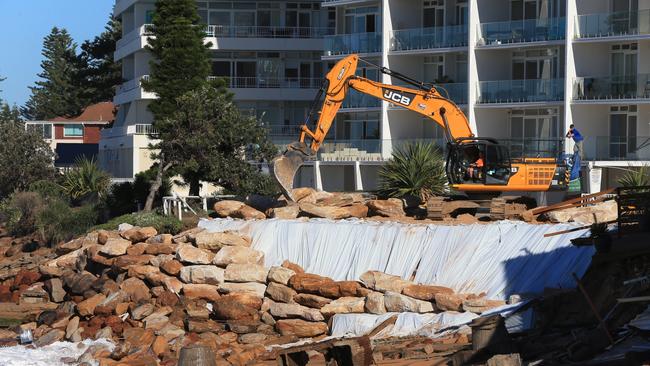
top-left (209, 76), bottom-right (323, 89)
top-left (496, 139), bottom-right (563, 160)
top-left (477, 79), bottom-right (564, 104)
top-left (574, 74), bottom-right (650, 101)
top-left (584, 136), bottom-right (650, 161)
top-left (324, 32), bottom-right (382, 56)
top-left (341, 90), bottom-right (381, 109)
top-left (310, 139), bottom-right (445, 162)
top-left (437, 83), bottom-right (468, 105)
top-left (479, 17), bottom-right (566, 46)
top-left (204, 25), bottom-right (333, 39)
top-left (577, 10), bottom-right (650, 39)
top-left (390, 25), bottom-right (468, 52)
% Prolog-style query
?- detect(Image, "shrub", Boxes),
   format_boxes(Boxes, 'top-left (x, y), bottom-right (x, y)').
top-left (36, 200), bottom-right (98, 244)
top-left (29, 179), bottom-right (68, 202)
top-left (61, 157), bottom-right (111, 205)
top-left (103, 168), bottom-right (172, 217)
top-left (93, 211), bottom-right (182, 235)
top-left (0, 192), bottom-right (44, 236)
top-left (378, 142), bottom-right (448, 203)
top-left (618, 165), bottom-right (650, 187)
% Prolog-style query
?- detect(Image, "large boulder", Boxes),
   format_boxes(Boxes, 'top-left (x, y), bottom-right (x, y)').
top-left (179, 265), bottom-right (224, 285)
top-left (182, 284), bottom-right (220, 302)
top-left (402, 284), bottom-right (454, 301)
top-left (276, 319), bottom-right (328, 338)
top-left (367, 198), bottom-right (405, 217)
top-left (270, 302), bottom-right (324, 322)
top-left (462, 297), bottom-right (507, 314)
top-left (120, 277), bottom-right (151, 303)
top-left (267, 266), bottom-right (296, 285)
top-left (364, 292), bottom-right (386, 314)
top-left (77, 293), bottom-right (106, 317)
top-left (266, 282), bottom-right (297, 304)
top-left (176, 244), bottom-right (215, 265)
top-left (320, 297), bottom-right (365, 316)
top-left (434, 293), bottom-right (465, 312)
top-left (384, 291), bottom-right (433, 313)
top-left (224, 264), bottom-right (268, 283)
top-left (212, 295), bottom-right (259, 321)
top-left (294, 293), bottom-right (332, 309)
top-left (360, 271), bottom-right (412, 293)
top-left (99, 238), bottom-right (131, 257)
top-left (218, 282), bottom-right (267, 298)
top-left (546, 199), bottom-right (618, 225)
top-left (191, 231), bottom-right (251, 252)
top-left (213, 246), bottom-right (264, 267)
top-left (121, 227), bottom-right (157, 243)
top-left (298, 203), bottom-right (352, 220)
top-left (213, 200), bottom-right (266, 220)
top-left (288, 273), bottom-right (334, 294)
top-left (269, 206), bottom-right (301, 220)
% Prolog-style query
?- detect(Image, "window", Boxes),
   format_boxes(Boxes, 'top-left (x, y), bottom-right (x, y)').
top-left (509, 108), bottom-right (560, 158)
top-left (27, 123), bottom-right (52, 139)
top-left (64, 124), bottom-right (83, 137)
top-left (423, 0), bottom-right (445, 28)
top-left (609, 105), bottom-right (638, 158)
top-left (424, 55), bottom-right (445, 83)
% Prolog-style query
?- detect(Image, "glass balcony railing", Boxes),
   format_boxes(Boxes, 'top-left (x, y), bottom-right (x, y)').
top-left (341, 90), bottom-right (381, 109)
top-left (324, 32), bottom-right (382, 56)
top-left (496, 139), bottom-right (564, 160)
top-left (583, 136), bottom-right (650, 161)
top-left (267, 125), bottom-right (303, 137)
top-left (204, 25), bottom-right (334, 38)
top-left (436, 83), bottom-right (468, 105)
top-left (479, 17), bottom-right (566, 45)
top-left (577, 10), bottom-right (650, 38)
top-left (574, 74), bottom-right (650, 100)
top-left (478, 79), bottom-right (564, 104)
top-left (390, 25), bottom-right (468, 51)
top-left (208, 76), bottom-right (323, 89)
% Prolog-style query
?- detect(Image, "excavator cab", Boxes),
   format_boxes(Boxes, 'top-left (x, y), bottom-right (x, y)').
top-left (446, 138), bottom-right (512, 187)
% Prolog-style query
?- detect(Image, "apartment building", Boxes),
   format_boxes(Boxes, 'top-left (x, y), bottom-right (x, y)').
top-left (103, 0), bottom-right (334, 185)
top-left (105, 0), bottom-right (650, 195)
top-left (26, 102), bottom-right (114, 169)
top-left (312, 0), bottom-right (650, 195)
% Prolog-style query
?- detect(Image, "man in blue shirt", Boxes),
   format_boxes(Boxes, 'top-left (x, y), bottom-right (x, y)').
top-left (566, 124), bottom-right (584, 158)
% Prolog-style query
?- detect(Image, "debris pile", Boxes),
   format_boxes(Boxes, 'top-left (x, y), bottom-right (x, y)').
top-left (0, 224), bottom-right (506, 365)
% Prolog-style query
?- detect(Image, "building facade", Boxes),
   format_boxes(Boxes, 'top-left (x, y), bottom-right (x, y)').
top-left (106, 0), bottom-right (650, 194)
top-left (26, 102), bottom-right (114, 169)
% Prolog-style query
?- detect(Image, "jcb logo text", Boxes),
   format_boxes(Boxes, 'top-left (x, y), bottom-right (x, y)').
top-left (383, 90), bottom-right (412, 106)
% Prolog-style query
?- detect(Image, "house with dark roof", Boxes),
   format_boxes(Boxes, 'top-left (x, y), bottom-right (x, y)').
top-left (25, 102), bottom-right (115, 168)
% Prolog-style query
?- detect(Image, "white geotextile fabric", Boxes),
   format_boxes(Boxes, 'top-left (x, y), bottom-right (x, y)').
top-left (199, 218), bottom-right (593, 300)
top-left (0, 338), bottom-right (114, 366)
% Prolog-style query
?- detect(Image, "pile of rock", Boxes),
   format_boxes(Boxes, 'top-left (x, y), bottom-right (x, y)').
top-left (215, 188), bottom-right (408, 221)
top-left (0, 225), bottom-right (504, 365)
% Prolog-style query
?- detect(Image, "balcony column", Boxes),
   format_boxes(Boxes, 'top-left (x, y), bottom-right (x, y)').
top-left (563, 0), bottom-right (578, 155)
top-left (354, 161), bottom-right (363, 191)
top-left (313, 161), bottom-right (323, 191)
top-left (467, 0), bottom-right (480, 133)
top-left (380, 0), bottom-right (393, 159)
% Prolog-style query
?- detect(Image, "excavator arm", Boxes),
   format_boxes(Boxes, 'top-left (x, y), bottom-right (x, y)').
top-left (272, 54), bottom-right (474, 200)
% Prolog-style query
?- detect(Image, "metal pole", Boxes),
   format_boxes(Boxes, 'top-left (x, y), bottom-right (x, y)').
top-left (572, 272), bottom-right (614, 345)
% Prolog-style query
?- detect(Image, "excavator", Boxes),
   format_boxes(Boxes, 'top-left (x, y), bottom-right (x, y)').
top-left (271, 54), bottom-right (570, 219)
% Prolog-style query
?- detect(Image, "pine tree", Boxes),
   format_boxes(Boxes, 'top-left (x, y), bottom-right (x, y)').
top-left (78, 17), bottom-right (122, 104)
top-left (22, 27), bottom-right (85, 120)
top-left (0, 77), bottom-right (21, 125)
top-left (142, 0), bottom-right (214, 208)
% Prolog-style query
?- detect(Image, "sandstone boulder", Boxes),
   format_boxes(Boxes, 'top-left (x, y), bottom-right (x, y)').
top-left (270, 302), bottom-right (324, 322)
top-left (267, 266), bottom-right (296, 285)
top-left (299, 203), bottom-right (352, 220)
top-left (77, 293), bottom-right (106, 317)
top-left (218, 282), bottom-right (267, 298)
top-left (120, 277), bottom-right (151, 303)
top-left (213, 246), bottom-right (264, 267)
top-left (434, 293), bottom-right (464, 312)
top-left (364, 292), bottom-right (386, 314)
top-left (402, 284), bottom-right (454, 301)
top-left (462, 297), bottom-right (507, 314)
top-left (224, 264), bottom-right (268, 283)
top-left (288, 273), bottom-right (333, 294)
top-left (265, 282), bottom-right (297, 304)
top-left (121, 227), bottom-right (157, 243)
top-left (179, 265), bottom-right (224, 285)
top-left (146, 234), bottom-right (173, 245)
top-left (182, 284), bottom-right (220, 302)
top-left (160, 259), bottom-right (183, 276)
top-left (191, 231), bottom-right (251, 251)
top-left (360, 271), bottom-right (412, 293)
top-left (367, 198), bottom-right (405, 217)
top-left (270, 206), bottom-right (300, 219)
top-left (213, 295), bottom-right (259, 321)
top-left (294, 293), bottom-right (332, 309)
top-left (176, 244), bottom-right (214, 265)
top-left (214, 200), bottom-right (245, 217)
top-left (384, 291), bottom-right (433, 313)
top-left (99, 238), bottom-right (131, 257)
top-left (276, 319), bottom-right (328, 338)
top-left (282, 260), bottom-right (305, 274)
top-left (320, 297), bottom-right (365, 316)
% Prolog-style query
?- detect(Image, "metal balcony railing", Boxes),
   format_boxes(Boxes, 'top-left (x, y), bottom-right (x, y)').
top-left (583, 136), bottom-right (650, 161)
top-left (134, 124), bottom-right (158, 136)
top-left (208, 76), bottom-right (323, 89)
top-left (574, 74), bottom-right (650, 100)
top-left (390, 24), bottom-right (468, 51)
top-left (479, 17), bottom-right (566, 45)
top-left (577, 10), bottom-right (650, 38)
top-left (324, 32), bottom-right (382, 56)
top-left (478, 79), bottom-right (565, 104)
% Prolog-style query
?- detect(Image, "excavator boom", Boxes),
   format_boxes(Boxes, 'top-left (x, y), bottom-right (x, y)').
top-left (272, 54), bottom-right (473, 200)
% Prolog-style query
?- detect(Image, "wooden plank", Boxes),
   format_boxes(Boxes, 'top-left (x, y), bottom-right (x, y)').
top-left (617, 296), bottom-right (650, 303)
top-left (543, 220), bottom-right (617, 237)
top-left (532, 188), bottom-right (615, 215)
top-left (367, 315), bottom-right (398, 338)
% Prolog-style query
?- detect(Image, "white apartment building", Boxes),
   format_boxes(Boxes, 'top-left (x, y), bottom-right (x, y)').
top-left (312, 0), bottom-right (650, 193)
top-left (104, 0), bottom-right (650, 195)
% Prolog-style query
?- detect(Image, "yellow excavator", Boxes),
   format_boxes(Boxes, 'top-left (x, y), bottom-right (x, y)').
top-left (271, 55), bottom-right (569, 219)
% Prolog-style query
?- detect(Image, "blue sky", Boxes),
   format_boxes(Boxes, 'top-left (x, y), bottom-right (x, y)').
top-left (0, 1), bottom-right (115, 107)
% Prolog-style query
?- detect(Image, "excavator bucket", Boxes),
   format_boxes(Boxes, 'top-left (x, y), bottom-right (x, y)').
top-left (271, 143), bottom-right (311, 201)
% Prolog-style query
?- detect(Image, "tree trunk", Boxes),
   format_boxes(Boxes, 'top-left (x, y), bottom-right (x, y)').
top-left (144, 156), bottom-right (171, 211)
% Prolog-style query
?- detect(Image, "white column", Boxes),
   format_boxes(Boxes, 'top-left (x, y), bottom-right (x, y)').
top-left (467, 0), bottom-right (480, 134)
top-left (381, 0), bottom-right (393, 159)
top-left (564, 0), bottom-right (578, 155)
top-left (354, 161), bottom-right (363, 191)
top-left (313, 161), bottom-right (323, 191)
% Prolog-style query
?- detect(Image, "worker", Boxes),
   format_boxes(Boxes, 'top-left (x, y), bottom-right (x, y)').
top-left (468, 152), bottom-right (484, 181)
top-left (566, 124), bottom-right (584, 158)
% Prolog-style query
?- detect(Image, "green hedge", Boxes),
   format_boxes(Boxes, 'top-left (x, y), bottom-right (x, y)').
top-left (92, 211), bottom-right (183, 235)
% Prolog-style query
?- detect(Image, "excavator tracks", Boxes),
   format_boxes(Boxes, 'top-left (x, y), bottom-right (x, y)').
top-left (427, 196), bottom-right (531, 221)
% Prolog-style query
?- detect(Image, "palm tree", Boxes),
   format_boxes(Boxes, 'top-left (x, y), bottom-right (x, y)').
top-left (378, 142), bottom-right (447, 203)
top-left (618, 164), bottom-right (650, 187)
top-left (61, 157), bottom-right (111, 204)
